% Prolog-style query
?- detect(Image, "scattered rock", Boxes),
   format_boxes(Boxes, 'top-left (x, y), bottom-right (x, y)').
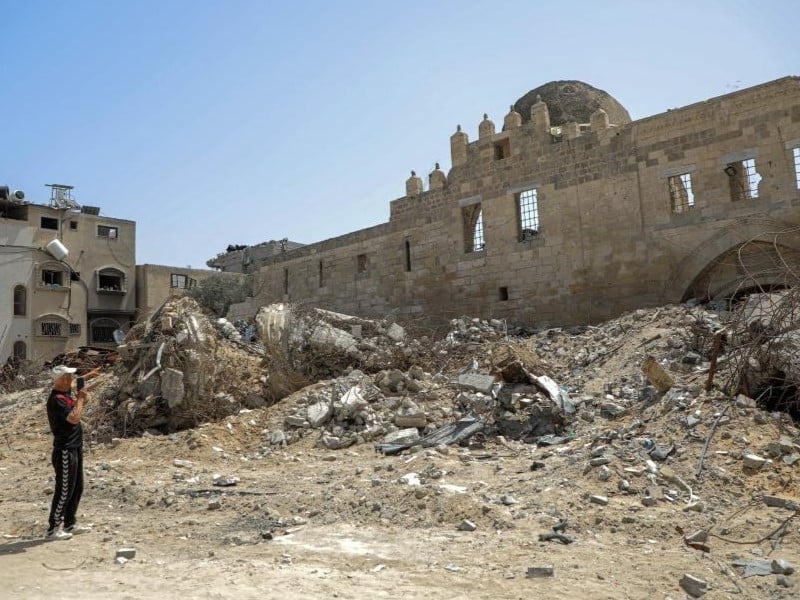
top-left (679, 573), bottom-right (708, 597)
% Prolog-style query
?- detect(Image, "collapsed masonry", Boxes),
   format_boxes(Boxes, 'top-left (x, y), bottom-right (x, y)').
top-left (86, 290), bottom-right (800, 453)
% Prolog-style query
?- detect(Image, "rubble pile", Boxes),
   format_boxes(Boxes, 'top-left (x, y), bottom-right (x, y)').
top-left (92, 297), bottom-right (268, 436)
top-left (261, 340), bottom-right (569, 451)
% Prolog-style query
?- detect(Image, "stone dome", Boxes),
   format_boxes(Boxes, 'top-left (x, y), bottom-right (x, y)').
top-left (513, 80), bottom-right (631, 127)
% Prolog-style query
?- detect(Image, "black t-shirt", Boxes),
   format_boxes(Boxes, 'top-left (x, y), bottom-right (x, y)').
top-left (46, 389), bottom-right (82, 449)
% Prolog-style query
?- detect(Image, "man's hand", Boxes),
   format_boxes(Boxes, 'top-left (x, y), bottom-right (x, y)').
top-left (76, 389), bottom-right (88, 403)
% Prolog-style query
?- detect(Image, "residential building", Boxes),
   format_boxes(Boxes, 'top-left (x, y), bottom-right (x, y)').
top-left (0, 185), bottom-right (135, 363)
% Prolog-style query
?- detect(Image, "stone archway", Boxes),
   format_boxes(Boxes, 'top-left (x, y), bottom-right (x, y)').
top-left (664, 216), bottom-right (800, 303)
top-left (680, 240), bottom-right (800, 302)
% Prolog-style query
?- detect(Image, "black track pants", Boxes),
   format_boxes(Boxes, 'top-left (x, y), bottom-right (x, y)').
top-left (48, 446), bottom-right (83, 530)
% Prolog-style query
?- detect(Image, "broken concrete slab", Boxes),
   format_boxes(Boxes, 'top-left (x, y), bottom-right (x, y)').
top-left (455, 373), bottom-right (496, 395)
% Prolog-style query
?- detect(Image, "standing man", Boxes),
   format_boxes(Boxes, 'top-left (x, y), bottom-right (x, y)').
top-left (45, 364), bottom-right (97, 540)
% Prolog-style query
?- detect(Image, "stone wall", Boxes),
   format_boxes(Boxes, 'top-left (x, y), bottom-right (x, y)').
top-left (247, 77), bottom-right (800, 327)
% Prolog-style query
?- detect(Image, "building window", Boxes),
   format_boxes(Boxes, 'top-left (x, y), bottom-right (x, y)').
top-left (493, 138), bottom-right (510, 160)
top-left (668, 172), bottom-right (695, 213)
top-left (97, 225), bottom-right (118, 239)
top-left (13, 341), bottom-right (26, 360)
top-left (69, 323), bottom-right (81, 336)
top-left (357, 254), bottom-right (368, 273)
top-left (13, 285), bottom-right (26, 316)
top-left (726, 158), bottom-right (761, 201)
top-left (517, 189), bottom-right (540, 240)
top-left (170, 274), bottom-right (196, 289)
top-left (90, 318), bottom-right (120, 343)
top-left (463, 203), bottom-right (484, 253)
top-left (793, 147), bottom-right (800, 189)
top-left (70, 220), bottom-right (78, 230)
top-left (42, 269), bottom-right (65, 287)
top-left (38, 317), bottom-right (66, 337)
top-left (404, 240), bottom-right (411, 272)
top-left (97, 268), bottom-right (125, 292)
top-left (40, 216), bottom-right (59, 230)
top-left (318, 261), bottom-right (324, 288)
top-left (499, 286), bottom-right (509, 301)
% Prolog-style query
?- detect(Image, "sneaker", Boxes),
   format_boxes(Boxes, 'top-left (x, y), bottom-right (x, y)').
top-left (45, 528), bottom-right (73, 541)
top-left (64, 524), bottom-right (92, 535)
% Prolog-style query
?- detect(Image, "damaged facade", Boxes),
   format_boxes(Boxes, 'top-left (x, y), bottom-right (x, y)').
top-left (0, 185), bottom-right (136, 363)
top-left (238, 77), bottom-right (800, 327)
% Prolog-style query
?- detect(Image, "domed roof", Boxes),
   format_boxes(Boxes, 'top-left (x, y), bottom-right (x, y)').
top-left (513, 80), bottom-right (630, 127)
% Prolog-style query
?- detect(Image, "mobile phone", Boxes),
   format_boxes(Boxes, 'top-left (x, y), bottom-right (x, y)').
top-left (77, 377), bottom-right (85, 391)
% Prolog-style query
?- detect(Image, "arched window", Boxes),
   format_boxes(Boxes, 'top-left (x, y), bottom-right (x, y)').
top-left (90, 318), bottom-right (121, 343)
top-left (36, 314), bottom-right (68, 337)
top-left (13, 285), bottom-right (26, 316)
top-left (13, 341), bottom-right (26, 360)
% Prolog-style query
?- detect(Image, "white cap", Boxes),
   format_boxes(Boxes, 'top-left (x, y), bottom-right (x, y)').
top-left (52, 365), bottom-right (77, 378)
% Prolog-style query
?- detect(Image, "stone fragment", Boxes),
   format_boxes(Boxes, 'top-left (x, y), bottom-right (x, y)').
top-left (776, 574), bottom-right (794, 588)
top-left (641, 356), bottom-right (674, 392)
top-left (500, 495), bottom-right (517, 505)
top-left (589, 495), bottom-right (608, 506)
top-left (526, 565), bottom-right (554, 578)
top-left (386, 323), bottom-right (406, 342)
top-left (772, 559), bottom-right (795, 575)
top-left (284, 415), bottom-right (307, 428)
top-left (597, 466), bottom-right (612, 481)
top-left (307, 402), bottom-right (333, 427)
top-left (458, 519), bottom-right (477, 531)
top-left (589, 457), bottom-right (611, 466)
top-left (764, 495), bottom-right (793, 509)
top-left (161, 368), bottom-right (185, 408)
top-left (395, 408), bottom-right (427, 428)
top-left (679, 573), bottom-right (707, 597)
top-left (742, 453), bottom-right (767, 470)
top-left (116, 548), bottom-right (136, 559)
top-left (456, 373), bottom-right (496, 394)
top-left (173, 459), bottom-right (193, 468)
top-left (269, 430), bottom-right (286, 446)
top-left (599, 401), bottom-right (626, 418)
top-left (684, 530), bottom-right (708, 543)
top-left (208, 499), bottom-right (222, 510)
top-left (735, 394), bottom-right (756, 408)
top-left (383, 428), bottom-right (420, 445)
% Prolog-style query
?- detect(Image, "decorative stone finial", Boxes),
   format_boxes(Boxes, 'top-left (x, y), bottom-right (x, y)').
top-left (483, 113), bottom-right (488, 120)
top-left (435, 162), bottom-right (440, 170)
top-left (411, 170), bottom-right (416, 177)
top-left (456, 124), bottom-right (461, 132)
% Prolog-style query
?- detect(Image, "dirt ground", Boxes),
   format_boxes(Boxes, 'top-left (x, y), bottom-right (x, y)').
top-left (2, 305), bottom-right (800, 599)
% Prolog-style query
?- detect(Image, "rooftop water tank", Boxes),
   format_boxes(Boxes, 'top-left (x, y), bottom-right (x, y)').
top-left (45, 239), bottom-right (69, 261)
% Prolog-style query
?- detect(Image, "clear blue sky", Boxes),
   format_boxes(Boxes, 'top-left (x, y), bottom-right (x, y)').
top-left (2, 0), bottom-right (798, 268)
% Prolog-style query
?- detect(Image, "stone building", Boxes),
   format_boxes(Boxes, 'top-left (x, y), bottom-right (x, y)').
top-left (238, 77), bottom-right (800, 327)
top-left (206, 239), bottom-right (305, 274)
top-left (134, 264), bottom-right (239, 319)
top-left (0, 185), bottom-right (136, 363)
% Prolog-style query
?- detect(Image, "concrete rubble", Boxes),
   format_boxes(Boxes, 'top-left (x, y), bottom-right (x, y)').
top-left (4, 289), bottom-right (800, 597)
